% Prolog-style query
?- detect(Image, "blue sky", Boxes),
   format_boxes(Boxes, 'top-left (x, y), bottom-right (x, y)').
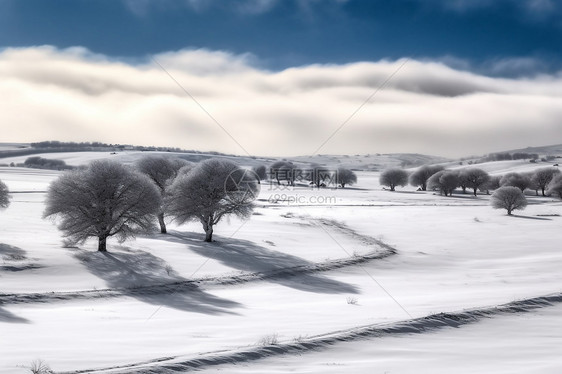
top-left (1, 0), bottom-right (562, 157)
top-left (2, 0), bottom-right (561, 74)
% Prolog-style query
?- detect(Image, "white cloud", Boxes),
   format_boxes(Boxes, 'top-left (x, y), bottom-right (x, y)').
top-left (1, 46), bottom-right (561, 158)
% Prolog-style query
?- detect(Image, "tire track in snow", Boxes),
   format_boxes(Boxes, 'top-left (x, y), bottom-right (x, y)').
top-left (0, 219), bottom-right (396, 305)
top-left (58, 291), bottom-right (562, 374)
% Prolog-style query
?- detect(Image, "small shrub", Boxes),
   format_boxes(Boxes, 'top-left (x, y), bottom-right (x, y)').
top-left (346, 296), bottom-right (358, 305)
top-left (165, 264), bottom-right (173, 276)
top-left (257, 333), bottom-right (279, 346)
top-left (29, 359), bottom-right (53, 374)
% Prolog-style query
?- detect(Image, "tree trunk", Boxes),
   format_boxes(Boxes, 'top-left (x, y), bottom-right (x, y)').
top-left (541, 187), bottom-right (546, 196)
top-left (421, 182), bottom-right (427, 191)
top-left (98, 235), bottom-right (108, 252)
top-left (157, 212), bottom-right (167, 234)
top-left (201, 216), bottom-right (214, 242)
top-left (473, 188), bottom-right (477, 196)
top-left (390, 184), bottom-right (395, 191)
top-left (507, 208), bottom-right (512, 215)
top-left (204, 226), bottom-right (213, 242)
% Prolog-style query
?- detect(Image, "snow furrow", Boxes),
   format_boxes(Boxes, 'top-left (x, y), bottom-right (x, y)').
top-left (58, 292), bottom-right (562, 374)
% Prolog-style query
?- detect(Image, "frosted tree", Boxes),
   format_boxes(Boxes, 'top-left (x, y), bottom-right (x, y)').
top-left (270, 161), bottom-right (296, 186)
top-left (479, 175), bottom-right (501, 195)
top-left (500, 172), bottom-right (530, 192)
top-left (491, 186), bottom-right (527, 215)
top-left (166, 158), bottom-right (258, 242)
top-left (335, 167), bottom-right (357, 188)
top-left (547, 174), bottom-right (562, 199)
top-left (531, 168), bottom-right (560, 196)
top-left (459, 168), bottom-right (490, 196)
top-left (409, 165), bottom-right (444, 191)
top-left (44, 160), bottom-right (161, 251)
top-left (379, 168), bottom-right (408, 191)
top-left (135, 156), bottom-right (191, 233)
top-left (0, 180), bottom-right (10, 208)
top-left (308, 164), bottom-right (332, 187)
top-left (427, 170), bottom-right (459, 196)
top-left (252, 164), bottom-right (267, 183)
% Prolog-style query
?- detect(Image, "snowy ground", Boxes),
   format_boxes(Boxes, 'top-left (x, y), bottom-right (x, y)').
top-left (0, 154), bottom-right (561, 373)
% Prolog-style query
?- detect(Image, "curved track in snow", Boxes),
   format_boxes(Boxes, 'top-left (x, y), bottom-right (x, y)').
top-left (0, 219), bottom-right (396, 305)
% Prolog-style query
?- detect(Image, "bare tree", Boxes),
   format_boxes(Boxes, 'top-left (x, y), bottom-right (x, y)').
top-left (491, 186), bottom-right (527, 215)
top-left (166, 158), bottom-right (258, 242)
top-left (547, 174), bottom-right (562, 199)
top-left (135, 156), bottom-right (191, 233)
top-left (336, 167), bottom-right (357, 188)
top-left (308, 164), bottom-right (332, 187)
top-left (44, 160), bottom-right (161, 251)
top-left (459, 168), bottom-right (490, 196)
top-left (0, 180), bottom-right (10, 209)
top-left (479, 175), bottom-right (501, 195)
top-left (525, 172), bottom-right (540, 196)
top-left (270, 161), bottom-right (296, 186)
top-left (427, 170), bottom-right (459, 196)
top-left (252, 164), bottom-right (267, 183)
top-left (379, 168), bottom-right (409, 191)
top-left (500, 172), bottom-right (530, 192)
top-left (457, 170), bottom-right (469, 194)
top-left (177, 163), bottom-right (195, 177)
top-left (409, 165), bottom-right (444, 191)
top-left (531, 168), bottom-right (561, 196)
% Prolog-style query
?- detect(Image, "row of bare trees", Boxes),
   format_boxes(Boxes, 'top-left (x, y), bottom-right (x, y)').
top-left (265, 161), bottom-right (357, 188)
top-left (379, 165), bottom-right (562, 198)
top-left (43, 157), bottom-right (258, 251)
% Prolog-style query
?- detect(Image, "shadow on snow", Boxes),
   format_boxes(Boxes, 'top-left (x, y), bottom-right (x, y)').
top-left (73, 248), bottom-right (241, 316)
top-left (0, 306), bottom-right (29, 324)
top-left (161, 231), bottom-right (359, 295)
top-left (0, 244), bottom-right (31, 323)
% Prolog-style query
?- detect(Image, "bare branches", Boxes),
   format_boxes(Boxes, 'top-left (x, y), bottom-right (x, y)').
top-left (44, 160), bottom-right (161, 251)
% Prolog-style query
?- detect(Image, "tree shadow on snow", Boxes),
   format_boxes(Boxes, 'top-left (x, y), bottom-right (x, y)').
top-left (73, 248), bottom-right (241, 315)
top-left (162, 231), bottom-right (359, 295)
top-left (0, 307), bottom-right (29, 324)
top-left (0, 244), bottom-right (31, 323)
top-left (0, 243), bottom-right (27, 261)
top-left (510, 214), bottom-right (552, 221)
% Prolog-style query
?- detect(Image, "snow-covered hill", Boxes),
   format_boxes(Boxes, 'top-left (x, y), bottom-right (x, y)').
top-left (0, 151), bottom-right (561, 373)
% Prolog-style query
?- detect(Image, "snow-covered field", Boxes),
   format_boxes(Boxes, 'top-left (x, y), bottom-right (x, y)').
top-left (0, 153), bottom-right (561, 373)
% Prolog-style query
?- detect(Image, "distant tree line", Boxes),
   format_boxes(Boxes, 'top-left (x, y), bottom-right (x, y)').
top-left (21, 156), bottom-right (74, 171)
top-left (262, 161), bottom-right (357, 188)
top-left (379, 165), bottom-right (562, 199)
top-left (482, 152), bottom-right (541, 162)
top-left (0, 140), bottom-right (239, 159)
top-left (377, 163), bottom-right (562, 216)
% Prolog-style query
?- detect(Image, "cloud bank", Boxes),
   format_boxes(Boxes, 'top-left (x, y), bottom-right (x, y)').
top-left (1, 46), bottom-right (561, 157)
